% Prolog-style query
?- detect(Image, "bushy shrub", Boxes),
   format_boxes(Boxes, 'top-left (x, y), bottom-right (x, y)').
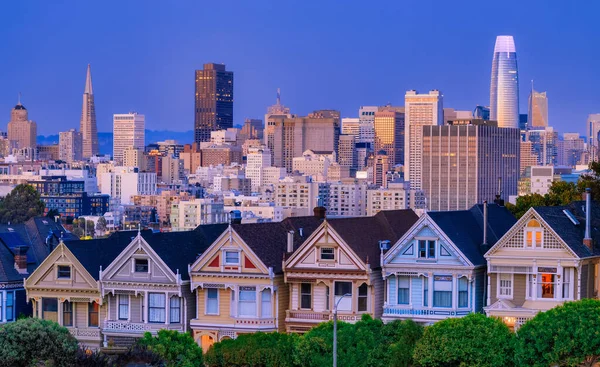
top-left (137, 329), bottom-right (202, 367)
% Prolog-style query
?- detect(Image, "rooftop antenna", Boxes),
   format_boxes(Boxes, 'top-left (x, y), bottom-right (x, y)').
top-left (276, 88), bottom-right (281, 105)
top-left (17, 92), bottom-right (21, 105)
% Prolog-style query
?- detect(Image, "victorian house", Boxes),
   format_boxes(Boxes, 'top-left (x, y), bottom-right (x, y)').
top-left (381, 203), bottom-right (515, 324)
top-left (485, 192), bottom-right (600, 330)
top-left (283, 209), bottom-right (418, 333)
top-left (189, 216), bottom-right (322, 352)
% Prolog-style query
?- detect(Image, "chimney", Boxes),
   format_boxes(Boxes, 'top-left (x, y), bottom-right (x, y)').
top-left (494, 177), bottom-right (504, 207)
top-left (14, 246), bottom-right (29, 274)
top-left (287, 231), bottom-right (294, 253)
top-left (480, 201), bottom-right (490, 254)
top-left (584, 188), bottom-right (593, 250)
top-left (314, 206), bottom-right (326, 219)
top-left (229, 210), bottom-right (242, 225)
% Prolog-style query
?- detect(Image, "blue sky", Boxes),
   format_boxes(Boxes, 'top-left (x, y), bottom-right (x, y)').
top-left (1, 1), bottom-right (599, 138)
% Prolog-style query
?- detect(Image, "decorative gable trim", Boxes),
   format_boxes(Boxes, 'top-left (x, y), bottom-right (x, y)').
top-left (485, 208), bottom-right (579, 258)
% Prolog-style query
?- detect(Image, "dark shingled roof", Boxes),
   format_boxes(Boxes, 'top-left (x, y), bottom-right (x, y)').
top-left (533, 201), bottom-right (600, 258)
top-left (428, 204), bottom-right (517, 266)
top-left (0, 243), bottom-right (23, 282)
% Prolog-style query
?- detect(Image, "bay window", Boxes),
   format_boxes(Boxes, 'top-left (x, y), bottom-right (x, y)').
top-left (538, 273), bottom-right (556, 299)
top-left (334, 282), bottom-right (352, 311)
top-left (397, 276), bottom-right (410, 305)
top-left (458, 277), bottom-right (468, 308)
top-left (433, 276), bottom-right (452, 308)
top-left (562, 268), bottom-right (572, 299)
top-left (206, 289), bottom-right (219, 315)
top-left (239, 287), bottom-right (256, 317)
top-left (170, 297), bottom-right (181, 323)
top-left (148, 293), bottom-right (166, 323)
top-left (261, 289), bottom-right (272, 318)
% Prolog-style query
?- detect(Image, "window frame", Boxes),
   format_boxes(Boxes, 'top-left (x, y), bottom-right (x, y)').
top-left (88, 302), bottom-right (99, 327)
top-left (260, 289), bottom-right (272, 318)
top-left (320, 247), bottom-right (335, 261)
top-left (334, 281), bottom-right (353, 311)
top-left (206, 288), bottom-right (219, 315)
top-left (458, 277), bottom-right (469, 308)
top-left (148, 293), bottom-right (166, 323)
top-left (238, 286), bottom-right (257, 317)
top-left (118, 295), bottom-right (129, 320)
top-left (357, 283), bottom-right (368, 312)
top-left (57, 265), bottom-right (71, 279)
top-left (170, 297), bottom-right (181, 323)
top-left (300, 283), bottom-right (312, 310)
top-left (134, 258), bottom-right (149, 273)
top-left (42, 297), bottom-right (58, 322)
top-left (62, 301), bottom-right (73, 326)
top-left (432, 276), bottom-right (453, 308)
top-left (417, 239), bottom-right (437, 259)
top-left (524, 219), bottom-right (544, 249)
top-left (397, 276), bottom-right (410, 305)
top-left (498, 273), bottom-right (514, 299)
top-left (423, 277), bottom-right (429, 307)
top-left (224, 251), bottom-right (240, 265)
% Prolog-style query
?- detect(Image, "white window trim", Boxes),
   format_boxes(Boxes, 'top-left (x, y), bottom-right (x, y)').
top-left (56, 264), bottom-right (72, 280)
top-left (223, 250), bottom-right (240, 265)
top-left (457, 276), bottom-right (469, 309)
top-left (133, 257), bottom-right (150, 273)
top-left (497, 273), bottom-right (514, 299)
top-left (205, 288), bottom-right (220, 316)
top-left (118, 295), bottom-right (130, 321)
top-left (319, 247), bottom-right (335, 261)
top-left (397, 275), bottom-right (412, 306)
top-left (416, 238), bottom-right (437, 259)
top-left (523, 227), bottom-right (544, 249)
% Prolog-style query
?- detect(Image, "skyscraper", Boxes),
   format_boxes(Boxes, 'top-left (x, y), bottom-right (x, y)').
top-left (587, 113), bottom-right (600, 161)
top-left (404, 90), bottom-right (443, 190)
top-left (528, 85), bottom-right (548, 128)
top-left (113, 113), bottom-right (145, 165)
top-left (80, 64), bottom-right (98, 158)
top-left (374, 107), bottom-right (404, 167)
top-left (421, 119), bottom-right (520, 211)
top-left (194, 63), bottom-right (234, 143)
top-left (59, 129), bottom-right (83, 163)
top-left (490, 36), bottom-right (520, 129)
top-left (7, 97), bottom-right (37, 151)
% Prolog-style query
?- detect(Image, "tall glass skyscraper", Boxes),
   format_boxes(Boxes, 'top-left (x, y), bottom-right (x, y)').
top-left (490, 36), bottom-right (519, 129)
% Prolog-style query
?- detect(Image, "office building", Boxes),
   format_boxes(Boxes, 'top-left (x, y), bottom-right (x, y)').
top-left (372, 151), bottom-right (390, 188)
top-left (358, 106), bottom-right (378, 144)
top-left (194, 63), bottom-right (234, 143)
top-left (529, 166), bottom-right (554, 196)
top-left (122, 146), bottom-right (146, 169)
top-left (214, 175), bottom-right (252, 195)
top-left (520, 141), bottom-right (539, 176)
top-left (200, 144), bottom-right (242, 167)
top-left (241, 118), bottom-right (263, 140)
top-left (274, 179), bottom-right (329, 215)
top-left (7, 99), bottom-right (37, 151)
top-left (341, 118), bottom-right (360, 139)
top-left (292, 150), bottom-right (335, 180)
top-left (528, 88), bottom-right (548, 128)
top-left (366, 182), bottom-right (426, 216)
top-left (145, 140), bottom-right (184, 158)
top-left (246, 146), bottom-right (278, 191)
top-left (113, 113), bottom-right (145, 165)
top-left (490, 35), bottom-right (520, 128)
top-left (526, 127), bottom-right (558, 166)
top-left (473, 106), bottom-right (490, 120)
top-left (99, 167), bottom-right (157, 205)
top-left (519, 114), bottom-right (528, 131)
top-left (161, 155), bottom-right (183, 185)
top-left (80, 64), bottom-right (99, 158)
top-left (31, 177), bottom-right (108, 219)
top-left (337, 134), bottom-right (357, 169)
top-left (170, 198), bottom-right (227, 231)
top-left (355, 142), bottom-right (372, 171)
top-left (557, 133), bottom-right (586, 167)
top-left (374, 107), bottom-right (404, 167)
top-left (180, 143), bottom-right (202, 173)
top-left (58, 129), bottom-right (83, 163)
top-left (588, 114), bottom-right (600, 161)
top-left (421, 120), bottom-right (520, 211)
top-left (404, 90), bottom-right (443, 189)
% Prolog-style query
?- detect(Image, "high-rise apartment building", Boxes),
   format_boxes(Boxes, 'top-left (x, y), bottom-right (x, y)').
top-left (194, 63), bottom-right (234, 143)
top-left (170, 198), bottom-right (227, 231)
top-left (421, 120), bottom-right (520, 211)
top-left (366, 182), bottom-right (426, 216)
top-left (58, 129), bottom-right (83, 163)
top-left (490, 35), bottom-right (520, 129)
top-left (528, 88), bottom-right (548, 128)
top-left (587, 114), bottom-right (600, 161)
top-left (99, 166), bottom-right (157, 205)
top-left (404, 90), bottom-right (443, 189)
top-left (7, 99), bottom-right (37, 151)
top-left (80, 64), bottom-right (99, 158)
top-left (122, 146), bottom-right (146, 169)
top-left (374, 107), bottom-right (404, 168)
top-left (113, 113), bottom-right (145, 165)
top-left (520, 141), bottom-right (539, 176)
top-left (245, 146), bottom-right (273, 191)
top-left (241, 118), bottom-right (263, 140)
top-left (341, 118), bottom-right (360, 138)
top-left (358, 106), bottom-right (378, 144)
top-left (337, 134), bottom-right (357, 169)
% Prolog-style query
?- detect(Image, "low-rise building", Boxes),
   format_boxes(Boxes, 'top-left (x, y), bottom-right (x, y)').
top-left (170, 198), bottom-right (227, 231)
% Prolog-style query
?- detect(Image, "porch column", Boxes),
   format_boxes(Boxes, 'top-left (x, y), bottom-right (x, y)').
top-left (144, 291), bottom-right (148, 324)
top-left (556, 263), bottom-right (563, 300)
top-left (2, 291), bottom-right (6, 322)
top-left (165, 293), bottom-right (170, 325)
top-left (37, 298), bottom-right (42, 320)
top-left (58, 299), bottom-right (64, 326)
top-left (532, 262), bottom-right (538, 301)
top-left (256, 288), bottom-right (262, 318)
top-left (428, 273), bottom-right (434, 308)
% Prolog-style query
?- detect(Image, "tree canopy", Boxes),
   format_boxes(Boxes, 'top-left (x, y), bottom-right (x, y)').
top-left (138, 329), bottom-right (203, 367)
top-left (413, 313), bottom-right (515, 367)
top-left (0, 184), bottom-right (45, 224)
top-left (515, 299), bottom-right (600, 367)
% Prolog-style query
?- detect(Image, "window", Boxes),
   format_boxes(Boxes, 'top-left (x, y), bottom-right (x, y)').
top-left (325, 286), bottom-right (330, 311)
top-left (261, 289), bottom-right (272, 318)
top-left (397, 276), bottom-right (410, 305)
top-left (5, 292), bottom-right (14, 321)
top-left (433, 276), bottom-right (452, 308)
top-left (499, 273), bottom-right (513, 298)
top-left (239, 287), bottom-right (256, 317)
top-left (300, 283), bottom-right (312, 309)
top-left (63, 301), bottom-right (73, 326)
top-left (538, 273), bottom-right (556, 299)
top-left (334, 282), bottom-right (352, 311)
top-left (118, 295), bottom-right (129, 320)
top-left (42, 298), bottom-right (58, 322)
top-left (148, 293), bottom-right (166, 323)
top-left (206, 289), bottom-right (219, 315)
top-left (423, 278), bottom-right (429, 307)
top-left (135, 259), bottom-right (149, 273)
top-left (320, 247), bottom-right (335, 260)
top-left (88, 302), bottom-right (99, 327)
top-left (418, 240), bottom-right (436, 259)
top-left (225, 251), bottom-right (239, 265)
top-left (358, 284), bottom-right (368, 312)
top-left (230, 290), bottom-right (235, 316)
top-left (563, 268), bottom-right (572, 299)
top-left (458, 277), bottom-right (468, 308)
top-left (57, 265), bottom-right (71, 279)
top-left (170, 297), bottom-right (181, 323)
top-left (525, 220), bottom-right (543, 248)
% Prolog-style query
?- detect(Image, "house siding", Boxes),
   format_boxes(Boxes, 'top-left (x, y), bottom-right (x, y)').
top-left (474, 268), bottom-right (485, 312)
top-left (130, 296), bottom-right (142, 323)
top-left (411, 277), bottom-right (422, 308)
top-left (388, 276), bottom-right (397, 305)
top-left (489, 273), bottom-right (497, 305)
top-left (513, 274), bottom-right (527, 307)
top-left (181, 284), bottom-right (195, 331)
top-left (371, 270), bottom-right (383, 319)
top-left (273, 275), bottom-right (287, 332)
top-left (581, 264), bottom-right (589, 299)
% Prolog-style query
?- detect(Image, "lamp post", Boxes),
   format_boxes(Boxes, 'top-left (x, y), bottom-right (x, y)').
top-left (333, 292), bottom-right (351, 367)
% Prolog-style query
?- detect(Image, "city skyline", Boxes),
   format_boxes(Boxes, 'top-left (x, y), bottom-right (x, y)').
top-left (1, 1), bottom-right (599, 137)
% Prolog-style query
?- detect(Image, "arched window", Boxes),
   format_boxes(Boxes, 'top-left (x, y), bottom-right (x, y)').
top-left (524, 219), bottom-right (543, 248)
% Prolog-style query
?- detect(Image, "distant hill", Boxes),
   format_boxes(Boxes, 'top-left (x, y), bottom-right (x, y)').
top-left (37, 130), bottom-right (194, 156)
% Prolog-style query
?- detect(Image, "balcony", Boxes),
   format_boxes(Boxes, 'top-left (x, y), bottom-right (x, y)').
top-left (383, 306), bottom-right (471, 320)
top-left (190, 316), bottom-right (276, 331)
top-left (102, 320), bottom-right (184, 334)
top-left (67, 327), bottom-right (101, 339)
top-left (285, 310), bottom-right (362, 324)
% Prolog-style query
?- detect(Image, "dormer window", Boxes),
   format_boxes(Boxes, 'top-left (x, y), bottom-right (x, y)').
top-left (320, 247), bottom-right (335, 261)
top-left (135, 259), bottom-right (149, 272)
top-left (524, 219), bottom-right (543, 248)
top-left (418, 240), bottom-right (436, 259)
top-left (225, 251), bottom-right (240, 265)
top-left (57, 265), bottom-right (71, 279)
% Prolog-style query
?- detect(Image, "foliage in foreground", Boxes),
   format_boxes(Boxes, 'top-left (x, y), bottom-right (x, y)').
top-left (515, 299), bottom-right (600, 367)
top-left (0, 317), bottom-right (79, 367)
top-left (413, 313), bottom-right (515, 367)
top-left (205, 332), bottom-right (298, 367)
top-left (0, 184), bottom-right (45, 224)
top-left (137, 329), bottom-right (203, 367)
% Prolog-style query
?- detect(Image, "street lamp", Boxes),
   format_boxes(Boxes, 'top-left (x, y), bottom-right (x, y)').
top-left (333, 292), bottom-right (351, 367)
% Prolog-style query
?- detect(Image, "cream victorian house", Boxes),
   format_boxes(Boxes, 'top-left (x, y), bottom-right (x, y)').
top-left (283, 209), bottom-right (418, 333)
top-left (485, 192), bottom-right (600, 330)
top-left (189, 216), bottom-right (322, 352)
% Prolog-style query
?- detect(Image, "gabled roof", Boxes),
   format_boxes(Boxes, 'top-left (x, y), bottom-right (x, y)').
top-left (0, 243), bottom-right (23, 282)
top-left (427, 204), bottom-right (516, 266)
top-left (327, 210), bottom-right (419, 268)
top-left (532, 201), bottom-right (600, 258)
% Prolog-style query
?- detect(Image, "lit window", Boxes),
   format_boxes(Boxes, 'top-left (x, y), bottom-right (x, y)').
top-left (524, 219), bottom-right (543, 248)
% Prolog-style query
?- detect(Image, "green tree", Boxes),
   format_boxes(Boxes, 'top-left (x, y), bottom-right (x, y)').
top-left (506, 193), bottom-right (547, 218)
top-left (0, 184), bottom-right (45, 224)
top-left (205, 332), bottom-right (298, 367)
top-left (546, 180), bottom-right (581, 206)
top-left (0, 317), bottom-right (79, 367)
top-left (382, 319), bottom-right (423, 367)
top-left (96, 216), bottom-right (107, 233)
top-left (413, 313), bottom-right (515, 367)
top-left (578, 161), bottom-right (600, 201)
top-left (515, 299), bottom-right (600, 367)
top-left (45, 208), bottom-right (60, 219)
top-left (86, 220), bottom-right (95, 236)
top-left (138, 329), bottom-right (203, 367)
